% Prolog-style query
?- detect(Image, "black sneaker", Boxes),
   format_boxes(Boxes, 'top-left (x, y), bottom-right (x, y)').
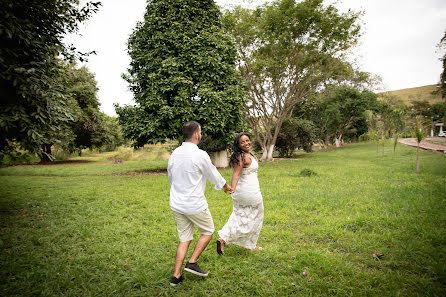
top-left (184, 261), bottom-right (208, 277)
top-left (170, 275), bottom-right (184, 287)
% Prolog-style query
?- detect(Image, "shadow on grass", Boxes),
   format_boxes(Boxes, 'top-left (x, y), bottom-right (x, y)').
top-left (115, 169), bottom-right (168, 176)
top-left (38, 160), bottom-right (94, 165)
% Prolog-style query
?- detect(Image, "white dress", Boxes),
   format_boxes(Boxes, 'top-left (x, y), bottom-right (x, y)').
top-left (218, 154), bottom-right (264, 249)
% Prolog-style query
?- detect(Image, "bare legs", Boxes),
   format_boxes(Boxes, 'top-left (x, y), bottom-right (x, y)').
top-left (173, 234), bottom-right (212, 278)
top-left (173, 241), bottom-right (190, 278)
top-left (189, 234), bottom-right (212, 263)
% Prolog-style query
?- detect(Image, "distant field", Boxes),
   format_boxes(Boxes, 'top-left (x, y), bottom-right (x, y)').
top-left (378, 84), bottom-right (444, 105)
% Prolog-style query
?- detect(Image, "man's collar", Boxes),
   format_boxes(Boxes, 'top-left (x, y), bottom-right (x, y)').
top-left (182, 141), bottom-right (198, 148)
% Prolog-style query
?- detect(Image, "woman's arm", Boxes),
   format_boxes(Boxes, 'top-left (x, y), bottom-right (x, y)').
top-left (231, 156), bottom-right (243, 192)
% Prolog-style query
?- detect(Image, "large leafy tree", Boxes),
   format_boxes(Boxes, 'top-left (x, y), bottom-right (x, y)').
top-left (60, 63), bottom-right (104, 155)
top-left (0, 0), bottom-right (101, 160)
top-left (116, 0), bottom-right (246, 147)
top-left (295, 86), bottom-right (378, 146)
top-left (222, 0), bottom-right (364, 160)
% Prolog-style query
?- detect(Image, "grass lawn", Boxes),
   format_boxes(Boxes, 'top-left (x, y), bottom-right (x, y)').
top-left (1, 142), bottom-right (445, 296)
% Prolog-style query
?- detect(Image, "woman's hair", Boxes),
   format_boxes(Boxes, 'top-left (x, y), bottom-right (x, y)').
top-left (229, 132), bottom-right (251, 167)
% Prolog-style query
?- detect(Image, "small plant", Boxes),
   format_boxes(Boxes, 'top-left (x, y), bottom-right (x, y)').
top-left (393, 133), bottom-right (399, 153)
top-left (415, 116), bottom-right (425, 173)
top-left (299, 168), bottom-right (318, 177)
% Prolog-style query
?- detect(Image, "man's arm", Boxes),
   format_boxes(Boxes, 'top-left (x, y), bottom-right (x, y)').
top-left (167, 152), bottom-right (175, 186)
top-left (200, 152), bottom-right (229, 191)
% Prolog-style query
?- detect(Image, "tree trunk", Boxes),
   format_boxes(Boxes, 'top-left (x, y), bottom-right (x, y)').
top-left (260, 146), bottom-right (268, 161)
top-left (416, 146), bottom-right (419, 173)
top-left (39, 144), bottom-right (53, 162)
top-left (325, 135), bottom-right (331, 148)
top-left (335, 135), bottom-right (342, 147)
top-left (266, 144), bottom-right (274, 161)
top-left (209, 150), bottom-right (229, 168)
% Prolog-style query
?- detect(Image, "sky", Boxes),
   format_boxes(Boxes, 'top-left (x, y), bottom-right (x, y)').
top-left (65, 0), bottom-right (446, 116)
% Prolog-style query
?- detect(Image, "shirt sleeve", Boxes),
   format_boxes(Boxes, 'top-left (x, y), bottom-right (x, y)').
top-left (199, 151), bottom-right (226, 190)
top-left (167, 151), bottom-right (174, 186)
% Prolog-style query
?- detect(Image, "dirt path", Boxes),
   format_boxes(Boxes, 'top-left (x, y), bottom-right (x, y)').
top-left (398, 137), bottom-right (446, 153)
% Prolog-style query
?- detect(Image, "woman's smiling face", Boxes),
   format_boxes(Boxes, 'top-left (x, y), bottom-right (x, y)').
top-left (238, 135), bottom-right (251, 152)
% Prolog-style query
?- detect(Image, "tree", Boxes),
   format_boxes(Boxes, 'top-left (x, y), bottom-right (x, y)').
top-left (222, 0), bottom-right (363, 160)
top-left (295, 86), bottom-right (378, 147)
top-left (274, 118), bottom-right (317, 157)
top-left (431, 101), bottom-right (446, 124)
top-left (58, 63), bottom-right (104, 155)
top-left (0, 0), bottom-right (101, 160)
top-left (66, 64), bottom-right (101, 154)
top-left (438, 30), bottom-right (446, 98)
top-left (116, 0), bottom-right (245, 148)
top-left (91, 113), bottom-right (126, 152)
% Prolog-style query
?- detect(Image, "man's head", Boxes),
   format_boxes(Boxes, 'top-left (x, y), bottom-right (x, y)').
top-left (183, 121), bottom-right (201, 144)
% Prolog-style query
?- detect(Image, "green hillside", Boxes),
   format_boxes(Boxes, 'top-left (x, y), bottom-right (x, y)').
top-left (378, 85), bottom-right (444, 105)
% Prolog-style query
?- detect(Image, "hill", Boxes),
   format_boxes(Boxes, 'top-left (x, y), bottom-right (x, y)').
top-left (378, 84), bottom-right (444, 105)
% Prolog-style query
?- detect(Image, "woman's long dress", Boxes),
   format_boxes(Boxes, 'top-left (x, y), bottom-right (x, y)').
top-left (218, 154), bottom-right (264, 249)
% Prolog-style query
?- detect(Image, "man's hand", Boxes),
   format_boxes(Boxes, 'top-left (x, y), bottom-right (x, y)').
top-left (223, 183), bottom-right (232, 194)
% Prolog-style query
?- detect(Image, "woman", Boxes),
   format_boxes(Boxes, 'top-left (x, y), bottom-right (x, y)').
top-left (217, 132), bottom-right (264, 254)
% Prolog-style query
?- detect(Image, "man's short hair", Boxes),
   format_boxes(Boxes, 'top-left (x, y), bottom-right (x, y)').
top-left (183, 121), bottom-right (200, 140)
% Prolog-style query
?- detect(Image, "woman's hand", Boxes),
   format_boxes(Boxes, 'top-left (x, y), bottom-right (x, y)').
top-left (223, 183), bottom-right (233, 194)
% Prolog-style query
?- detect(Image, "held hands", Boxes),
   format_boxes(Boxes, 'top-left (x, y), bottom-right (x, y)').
top-left (223, 183), bottom-right (234, 194)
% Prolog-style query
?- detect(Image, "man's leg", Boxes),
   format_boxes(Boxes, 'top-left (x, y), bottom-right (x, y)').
top-left (189, 234), bottom-right (212, 263)
top-left (173, 241), bottom-right (191, 278)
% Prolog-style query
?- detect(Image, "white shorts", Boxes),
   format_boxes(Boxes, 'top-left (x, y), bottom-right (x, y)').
top-left (172, 208), bottom-right (215, 242)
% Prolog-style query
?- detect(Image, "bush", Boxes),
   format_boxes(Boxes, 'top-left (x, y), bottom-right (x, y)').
top-left (275, 118), bottom-right (317, 157)
top-left (299, 168), bottom-right (318, 177)
top-left (198, 135), bottom-right (229, 152)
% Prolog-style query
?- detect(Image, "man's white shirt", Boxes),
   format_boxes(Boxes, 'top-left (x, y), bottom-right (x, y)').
top-left (168, 142), bottom-right (226, 215)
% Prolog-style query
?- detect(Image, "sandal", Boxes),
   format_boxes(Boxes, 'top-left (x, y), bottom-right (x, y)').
top-left (216, 238), bottom-right (225, 255)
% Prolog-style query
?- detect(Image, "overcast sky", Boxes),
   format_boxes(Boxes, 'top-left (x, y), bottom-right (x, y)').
top-left (65, 0), bottom-right (446, 116)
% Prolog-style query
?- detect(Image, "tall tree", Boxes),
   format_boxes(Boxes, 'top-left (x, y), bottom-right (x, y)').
top-left (116, 0), bottom-right (245, 148)
top-left (61, 63), bottom-right (103, 155)
top-left (0, 0), bottom-right (101, 160)
top-left (295, 86), bottom-right (378, 146)
top-left (438, 30), bottom-right (446, 98)
top-left (222, 0), bottom-right (362, 160)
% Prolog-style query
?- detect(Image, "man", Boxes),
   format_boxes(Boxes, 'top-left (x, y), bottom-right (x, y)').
top-left (168, 121), bottom-right (231, 287)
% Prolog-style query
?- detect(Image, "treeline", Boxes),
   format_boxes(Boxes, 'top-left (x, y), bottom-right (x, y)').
top-left (0, 1), bottom-right (124, 164)
top-left (1, 0), bottom-right (445, 165)
top-left (274, 87), bottom-right (446, 157)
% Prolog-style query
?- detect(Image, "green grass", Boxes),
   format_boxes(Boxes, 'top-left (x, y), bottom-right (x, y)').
top-left (1, 142), bottom-right (445, 296)
top-left (378, 84), bottom-right (444, 105)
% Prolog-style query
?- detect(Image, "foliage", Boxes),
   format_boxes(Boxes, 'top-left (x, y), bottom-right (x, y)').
top-left (431, 101), bottom-right (446, 123)
top-left (0, 0), bottom-right (101, 159)
top-left (62, 63), bottom-right (102, 154)
top-left (198, 135), bottom-right (229, 153)
top-left (298, 168), bottom-right (318, 177)
top-left (93, 113), bottom-right (126, 152)
top-left (1, 143), bottom-right (445, 296)
top-left (274, 118), bottom-right (317, 157)
top-left (393, 133), bottom-right (399, 153)
top-left (295, 85), bottom-right (378, 146)
top-left (438, 30), bottom-right (446, 98)
top-left (410, 100), bottom-right (433, 118)
top-left (116, 0), bottom-right (245, 148)
top-left (222, 0), bottom-right (364, 160)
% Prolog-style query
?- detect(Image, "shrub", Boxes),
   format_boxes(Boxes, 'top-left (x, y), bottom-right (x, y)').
top-left (275, 118), bottom-right (317, 157)
top-left (299, 168), bottom-right (318, 177)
